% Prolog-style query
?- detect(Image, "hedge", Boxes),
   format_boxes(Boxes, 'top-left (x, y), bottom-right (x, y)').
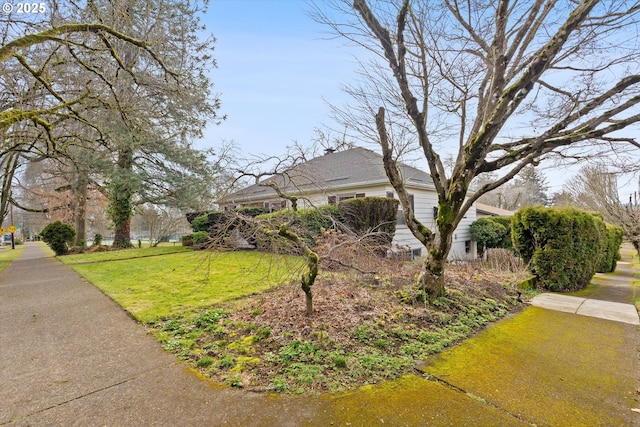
top-left (254, 205), bottom-right (340, 251)
top-left (598, 223), bottom-right (624, 273)
top-left (512, 207), bottom-right (623, 291)
top-left (338, 197), bottom-right (398, 238)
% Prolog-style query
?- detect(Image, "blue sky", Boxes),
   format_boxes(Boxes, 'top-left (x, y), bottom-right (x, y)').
top-left (201, 0), bottom-right (357, 157)
top-left (197, 0), bottom-right (575, 193)
top-left (197, 1), bottom-right (638, 196)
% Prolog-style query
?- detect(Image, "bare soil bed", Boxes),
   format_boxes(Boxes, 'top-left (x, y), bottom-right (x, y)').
top-left (148, 256), bottom-right (529, 394)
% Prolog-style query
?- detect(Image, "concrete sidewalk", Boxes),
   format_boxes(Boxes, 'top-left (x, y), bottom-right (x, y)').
top-left (0, 243), bottom-right (322, 426)
top-left (1, 242), bottom-right (639, 426)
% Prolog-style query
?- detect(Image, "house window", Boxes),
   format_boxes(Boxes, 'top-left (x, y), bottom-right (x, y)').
top-left (465, 240), bottom-right (472, 253)
top-left (264, 200), bottom-right (286, 212)
top-left (397, 194), bottom-right (415, 225)
top-left (412, 248), bottom-right (422, 258)
top-left (386, 191), bottom-right (394, 198)
top-left (338, 192), bottom-right (366, 202)
top-left (433, 206), bottom-right (438, 219)
top-left (328, 196), bottom-right (337, 205)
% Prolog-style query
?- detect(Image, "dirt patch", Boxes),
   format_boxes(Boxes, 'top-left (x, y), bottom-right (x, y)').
top-left (148, 257), bottom-right (529, 394)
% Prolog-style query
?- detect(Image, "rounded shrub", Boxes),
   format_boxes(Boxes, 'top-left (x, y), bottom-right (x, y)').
top-left (181, 234), bottom-right (194, 247)
top-left (470, 218), bottom-right (508, 255)
top-left (193, 231), bottom-right (210, 245)
top-left (191, 215), bottom-right (210, 232)
top-left (40, 221), bottom-right (76, 255)
top-left (512, 207), bottom-right (621, 292)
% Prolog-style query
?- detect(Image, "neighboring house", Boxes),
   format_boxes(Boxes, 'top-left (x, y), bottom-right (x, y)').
top-left (476, 202), bottom-right (514, 218)
top-left (222, 147), bottom-right (477, 259)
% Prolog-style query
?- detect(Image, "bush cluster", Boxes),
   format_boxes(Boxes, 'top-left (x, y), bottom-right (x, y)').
top-left (254, 205), bottom-right (340, 251)
top-left (512, 207), bottom-right (623, 291)
top-left (470, 217), bottom-right (513, 255)
top-left (338, 197), bottom-right (398, 238)
top-left (40, 221), bottom-right (76, 255)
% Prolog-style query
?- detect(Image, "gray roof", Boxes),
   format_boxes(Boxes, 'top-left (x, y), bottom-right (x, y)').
top-left (225, 147), bottom-right (434, 202)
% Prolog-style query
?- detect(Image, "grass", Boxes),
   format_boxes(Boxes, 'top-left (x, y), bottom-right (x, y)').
top-left (0, 244), bottom-right (25, 273)
top-left (56, 243), bottom-right (526, 394)
top-left (62, 248), bottom-right (304, 322)
top-left (60, 245), bottom-right (190, 264)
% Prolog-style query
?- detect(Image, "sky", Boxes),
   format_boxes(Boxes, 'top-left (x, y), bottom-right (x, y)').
top-left (201, 0), bottom-right (358, 157)
top-left (198, 1), bottom-right (638, 197)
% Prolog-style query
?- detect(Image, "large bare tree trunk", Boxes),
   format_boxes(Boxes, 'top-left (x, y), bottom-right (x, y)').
top-left (315, 0), bottom-right (640, 298)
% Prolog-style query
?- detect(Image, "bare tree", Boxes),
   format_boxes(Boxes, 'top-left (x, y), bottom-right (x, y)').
top-left (476, 165), bottom-right (549, 210)
top-left (135, 204), bottom-right (190, 247)
top-left (564, 164), bottom-right (640, 256)
top-left (313, 0), bottom-right (640, 298)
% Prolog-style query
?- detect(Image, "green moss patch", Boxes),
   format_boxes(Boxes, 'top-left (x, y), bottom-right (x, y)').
top-left (422, 307), bottom-right (638, 426)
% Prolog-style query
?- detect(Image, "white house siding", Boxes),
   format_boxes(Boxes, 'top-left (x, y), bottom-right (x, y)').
top-left (449, 205), bottom-right (477, 260)
top-left (295, 184), bottom-right (476, 260)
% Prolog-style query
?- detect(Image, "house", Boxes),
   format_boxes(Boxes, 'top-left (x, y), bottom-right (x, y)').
top-left (476, 202), bottom-right (514, 218)
top-left (222, 147), bottom-right (477, 259)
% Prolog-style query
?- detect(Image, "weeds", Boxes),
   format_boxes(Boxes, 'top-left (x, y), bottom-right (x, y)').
top-left (139, 253), bottom-right (527, 394)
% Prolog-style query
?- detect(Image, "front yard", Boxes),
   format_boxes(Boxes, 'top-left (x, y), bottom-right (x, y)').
top-left (61, 246), bottom-right (528, 394)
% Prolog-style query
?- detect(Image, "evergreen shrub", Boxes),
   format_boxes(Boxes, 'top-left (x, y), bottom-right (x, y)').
top-left (255, 205), bottom-right (339, 251)
top-left (181, 234), bottom-right (194, 246)
top-left (598, 223), bottom-right (624, 273)
top-left (193, 231), bottom-right (210, 245)
top-left (512, 207), bottom-right (622, 291)
top-left (470, 218), bottom-right (508, 255)
top-left (338, 197), bottom-right (399, 246)
top-left (40, 221), bottom-right (76, 255)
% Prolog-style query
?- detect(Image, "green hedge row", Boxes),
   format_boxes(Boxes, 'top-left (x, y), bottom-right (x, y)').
top-left (512, 207), bottom-right (623, 291)
top-left (254, 205), bottom-right (340, 250)
top-left (338, 197), bottom-right (398, 245)
top-left (184, 197), bottom-right (400, 254)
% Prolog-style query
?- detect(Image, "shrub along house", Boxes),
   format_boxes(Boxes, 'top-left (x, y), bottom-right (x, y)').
top-left (222, 147), bottom-right (477, 259)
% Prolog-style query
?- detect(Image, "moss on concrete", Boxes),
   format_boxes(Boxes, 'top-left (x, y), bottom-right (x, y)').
top-left (421, 307), bottom-right (638, 426)
top-left (308, 375), bottom-right (527, 426)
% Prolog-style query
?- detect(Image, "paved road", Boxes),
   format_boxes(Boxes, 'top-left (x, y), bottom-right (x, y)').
top-left (1, 242), bottom-right (638, 426)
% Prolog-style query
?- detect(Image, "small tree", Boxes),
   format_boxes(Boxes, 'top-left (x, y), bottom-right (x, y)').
top-left (40, 221), bottom-right (76, 255)
top-left (470, 218), bottom-right (508, 256)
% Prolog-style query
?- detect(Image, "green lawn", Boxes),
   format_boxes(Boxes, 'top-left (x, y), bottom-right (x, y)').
top-left (62, 248), bottom-right (304, 322)
top-left (0, 244), bottom-right (25, 273)
top-left (60, 246), bottom-right (190, 264)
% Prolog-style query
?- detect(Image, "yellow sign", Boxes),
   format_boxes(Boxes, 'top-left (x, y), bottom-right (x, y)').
top-left (8, 226), bottom-right (16, 233)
